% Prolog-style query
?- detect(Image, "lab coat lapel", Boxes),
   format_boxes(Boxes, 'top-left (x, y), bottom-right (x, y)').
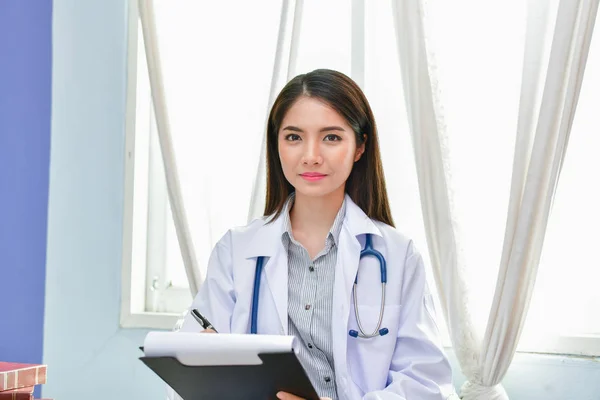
top-left (332, 195), bottom-right (383, 373)
top-left (244, 214), bottom-right (288, 335)
top-left (263, 246), bottom-right (288, 334)
top-left (331, 225), bottom-right (361, 370)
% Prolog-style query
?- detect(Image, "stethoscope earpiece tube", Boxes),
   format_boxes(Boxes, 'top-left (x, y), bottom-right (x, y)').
top-left (350, 233), bottom-right (388, 339)
top-left (250, 256), bottom-right (265, 334)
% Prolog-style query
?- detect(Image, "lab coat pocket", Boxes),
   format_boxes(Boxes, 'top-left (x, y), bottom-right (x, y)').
top-left (347, 304), bottom-right (402, 394)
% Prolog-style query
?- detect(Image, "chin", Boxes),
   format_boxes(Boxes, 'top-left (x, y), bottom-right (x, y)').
top-left (294, 182), bottom-right (339, 199)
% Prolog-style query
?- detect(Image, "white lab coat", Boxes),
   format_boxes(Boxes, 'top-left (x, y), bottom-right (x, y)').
top-left (175, 194), bottom-right (456, 400)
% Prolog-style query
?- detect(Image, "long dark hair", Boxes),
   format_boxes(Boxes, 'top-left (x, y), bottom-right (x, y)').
top-left (263, 69), bottom-right (394, 227)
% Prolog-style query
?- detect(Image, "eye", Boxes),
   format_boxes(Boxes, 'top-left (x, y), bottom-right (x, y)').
top-left (324, 134), bottom-right (342, 142)
top-left (284, 133), bottom-right (301, 141)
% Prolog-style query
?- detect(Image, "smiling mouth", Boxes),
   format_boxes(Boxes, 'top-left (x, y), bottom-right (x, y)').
top-left (300, 173), bottom-right (327, 181)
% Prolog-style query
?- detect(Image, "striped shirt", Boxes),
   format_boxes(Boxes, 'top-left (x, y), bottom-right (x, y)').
top-left (281, 193), bottom-right (346, 400)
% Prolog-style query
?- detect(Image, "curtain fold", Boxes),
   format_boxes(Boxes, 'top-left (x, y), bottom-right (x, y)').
top-left (247, 0), bottom-right (304, 222)
top-left (139, 0), bottom-right (303, 295)
top-left (390, 0), bottom-right (482, 381)
top-left (479, 0), bottom-right (600, 387)
top-left (392, 0), bottom-right (599, 398)
top-left (138, 0), bottom-right (202, 295)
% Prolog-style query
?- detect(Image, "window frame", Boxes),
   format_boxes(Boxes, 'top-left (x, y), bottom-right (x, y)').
top-left (120, 0), bottom-right (183, 330)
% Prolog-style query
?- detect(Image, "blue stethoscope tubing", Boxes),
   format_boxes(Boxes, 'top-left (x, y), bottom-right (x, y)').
top-left (250, 233), bottom-right (388, 338)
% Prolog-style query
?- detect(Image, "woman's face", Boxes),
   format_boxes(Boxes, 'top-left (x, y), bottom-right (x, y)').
top-left (278, 96), bottom-right (365, 199)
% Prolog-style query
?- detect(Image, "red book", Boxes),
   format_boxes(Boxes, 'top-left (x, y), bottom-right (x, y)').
top-left (0, 386), bottom-right (33, 399)
top-left (0, 363), bottom-right (47, 392)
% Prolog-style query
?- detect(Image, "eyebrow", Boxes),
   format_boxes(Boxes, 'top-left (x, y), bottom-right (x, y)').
top-left (281, 125), bottom-right (346, 133)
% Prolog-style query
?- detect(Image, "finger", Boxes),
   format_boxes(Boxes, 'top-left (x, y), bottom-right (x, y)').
top-left (200, 329), bottom-right (216, 333)
top-left (276, 391), bottom-right (303, 400)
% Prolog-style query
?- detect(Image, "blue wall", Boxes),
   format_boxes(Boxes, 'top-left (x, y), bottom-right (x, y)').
top-left (0, 2), bottom-right (52, 398)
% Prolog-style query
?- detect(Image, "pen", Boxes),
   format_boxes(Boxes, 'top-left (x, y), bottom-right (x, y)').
top-left (191, 309), bottom-right (218, 332)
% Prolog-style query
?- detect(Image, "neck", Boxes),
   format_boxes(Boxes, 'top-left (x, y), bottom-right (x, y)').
top-left (289, 188), bottom-right (345, 236)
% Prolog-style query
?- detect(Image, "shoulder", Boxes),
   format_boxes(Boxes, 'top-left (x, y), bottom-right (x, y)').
top-left (371, 221), bottom-right (429, 298)
top-left (372, 220), bottom-right (422, 262)
top-left (213, 215), bottom-right (273, 249)
top-left (228, 216), bottom-right (269, 236)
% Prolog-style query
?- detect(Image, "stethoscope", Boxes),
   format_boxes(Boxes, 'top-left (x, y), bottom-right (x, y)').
top-left (250, 233), bottom-right (389, 339)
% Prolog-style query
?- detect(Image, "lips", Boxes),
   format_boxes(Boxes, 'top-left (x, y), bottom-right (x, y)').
top-left (300, 172), bottom-right (327, 181)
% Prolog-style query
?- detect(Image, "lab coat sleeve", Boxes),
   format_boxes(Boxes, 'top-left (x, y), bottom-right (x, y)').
top-left (166, 231), bottom-right (236, 400)
top-left (179, 229), bottom-right (236, 334)
top-left (363, 243), bottom-right (456, 400)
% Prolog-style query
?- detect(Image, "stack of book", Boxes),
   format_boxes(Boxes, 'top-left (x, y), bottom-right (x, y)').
top-left (0, 362), bottom-right (50, 400)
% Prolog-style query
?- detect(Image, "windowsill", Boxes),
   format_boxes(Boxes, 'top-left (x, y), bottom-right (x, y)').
top-left (442, 334), bottom-right (600, 358)
top-left (517, 334), bottom-right (600, 357)
top-left (120, 311), bottom-right (183, 330)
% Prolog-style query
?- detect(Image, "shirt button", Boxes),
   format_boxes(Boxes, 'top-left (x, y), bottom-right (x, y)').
top-left (305, 304), bottom-right (311, 310)
top-left (309, 265), bottom-right (315, 272)
top-left (308, 343), bottom-right (313, 349)
top-left (324, 376), bottom-right (331, 383)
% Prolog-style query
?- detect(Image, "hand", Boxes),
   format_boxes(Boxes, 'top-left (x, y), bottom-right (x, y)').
top-left (276, 392), bottom-right (331, 400)
top-left (200, 329), bottom-right (216, 333)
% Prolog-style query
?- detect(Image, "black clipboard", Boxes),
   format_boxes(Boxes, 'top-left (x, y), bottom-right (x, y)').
top-left (139, 347), bottom-right (320, 400)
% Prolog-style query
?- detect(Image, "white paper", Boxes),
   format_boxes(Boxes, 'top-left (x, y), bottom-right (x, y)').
top-left (143, 332), bottom-right (297, 366)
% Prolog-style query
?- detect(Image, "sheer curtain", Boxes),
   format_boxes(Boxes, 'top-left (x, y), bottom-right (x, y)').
top-left (392, 0), bottom-right (599, 398)
top-left (137, 0), bottom-right (357, 298)
top-left (137, 0), bottom-right (286, 295)
top-left (247, 0), bottom-right (304, 221)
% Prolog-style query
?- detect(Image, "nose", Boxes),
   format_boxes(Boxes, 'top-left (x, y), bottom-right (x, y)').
top-left (301, 138), bottom-right (323, 165)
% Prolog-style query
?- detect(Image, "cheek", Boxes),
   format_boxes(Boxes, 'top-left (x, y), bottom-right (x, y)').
top-left (331, 147), bottom-right (357, 173)
top-left (278, 144), bottom-right (296, 173)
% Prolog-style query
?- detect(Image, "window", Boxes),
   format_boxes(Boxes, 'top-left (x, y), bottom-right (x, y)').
top-left (121, 1), bottom-right (600, 358)
top-left (420, 0), bottom-right (600, 355)
top-left (518, 15), bottom-right (600, 354)
top-left (120, 0), bottom-right (289, 329)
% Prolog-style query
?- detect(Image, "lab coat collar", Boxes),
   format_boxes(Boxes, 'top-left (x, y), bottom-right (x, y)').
top-left (242, 214), bottom-right (284, 259)
top-left (342, 193), bottom-right (383, 240)
top-left (243, 193), bottom-right (382, 259)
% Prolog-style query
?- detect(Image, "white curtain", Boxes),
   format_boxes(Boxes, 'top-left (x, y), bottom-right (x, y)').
top-left (392, 0), bottom-right (599, 398)
top-left (247, 0), bottom-right (304, 222)
top-left (137, 0), bottom-right (297, 296)
top-left (138, 0), bottom-right (202, 295)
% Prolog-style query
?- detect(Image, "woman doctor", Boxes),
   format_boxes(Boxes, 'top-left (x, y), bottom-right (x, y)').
top-left (176, 69), bottom-right (455, 400)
